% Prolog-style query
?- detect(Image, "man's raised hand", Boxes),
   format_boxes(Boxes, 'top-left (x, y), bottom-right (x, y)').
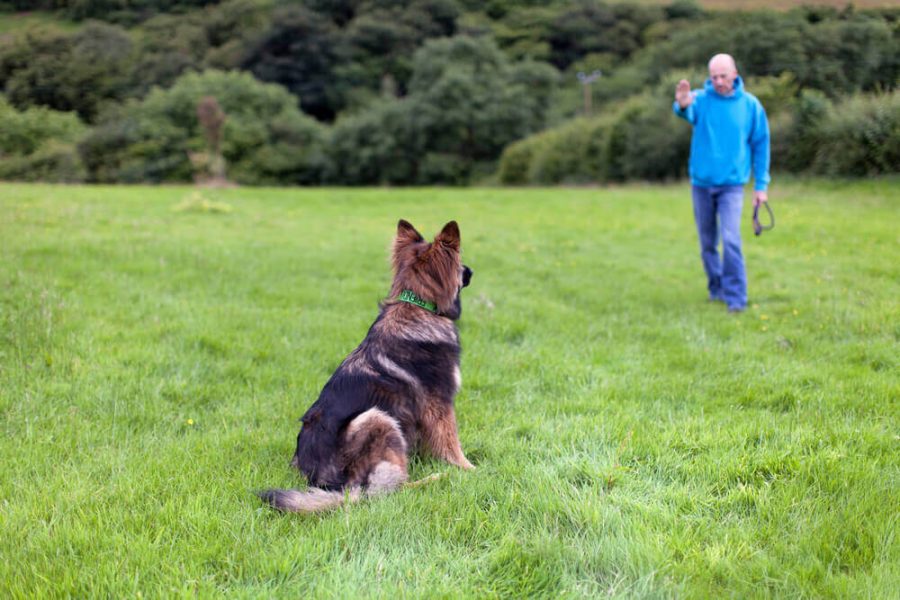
top-left (675, 79), bottom-right (693, 109)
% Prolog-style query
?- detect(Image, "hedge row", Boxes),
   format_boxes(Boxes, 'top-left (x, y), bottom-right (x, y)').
top-left (498, 81), bottom-right (899, 185)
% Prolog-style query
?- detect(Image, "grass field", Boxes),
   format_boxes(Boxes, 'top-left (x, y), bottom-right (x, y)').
top-left (0, 180), bottom-right (897, 598)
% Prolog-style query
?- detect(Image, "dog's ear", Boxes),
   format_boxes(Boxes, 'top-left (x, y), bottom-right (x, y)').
top-left (396, 219), bottom-right (424, 247)
top-left (436, 221), bottom-right (460, 251)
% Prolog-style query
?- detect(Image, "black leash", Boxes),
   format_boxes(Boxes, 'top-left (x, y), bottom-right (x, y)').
top-left (752, 201), bottom-right (774, 236)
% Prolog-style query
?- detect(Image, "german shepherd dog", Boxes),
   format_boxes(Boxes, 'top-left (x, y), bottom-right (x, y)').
top-left (259, 220), bottom-right (474, 513)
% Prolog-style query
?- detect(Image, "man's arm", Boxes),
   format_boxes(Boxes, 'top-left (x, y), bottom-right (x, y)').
top-left (750, 100), bottom-right (771, 206)
top-left (673, 79), bottom-right (696, 123)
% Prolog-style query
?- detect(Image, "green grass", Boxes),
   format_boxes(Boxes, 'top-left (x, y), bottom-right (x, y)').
top-left (0, 180), bottom-right (897, 598)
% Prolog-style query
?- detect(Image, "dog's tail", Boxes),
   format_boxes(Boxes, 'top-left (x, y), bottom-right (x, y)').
top-left (257, 486), bottom-right (360, 513)
top-left (259, 408), bottom-right (409, 514)
top-left (258, 459), bottom-right (408, 513)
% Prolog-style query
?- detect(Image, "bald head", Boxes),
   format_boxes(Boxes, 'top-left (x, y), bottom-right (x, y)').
top-left (708, 53), bottom-right (738, 96)
top-left (709, 54), bottom-right (737, 72)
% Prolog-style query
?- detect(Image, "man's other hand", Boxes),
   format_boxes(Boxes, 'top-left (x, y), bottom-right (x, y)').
top-left (675, 79), bottom-right (693, 109)
top-left (754, 191), bottom-right (768, 207)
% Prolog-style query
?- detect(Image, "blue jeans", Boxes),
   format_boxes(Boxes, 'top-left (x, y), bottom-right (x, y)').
top-left (691, 185), bottom-right (747, 309)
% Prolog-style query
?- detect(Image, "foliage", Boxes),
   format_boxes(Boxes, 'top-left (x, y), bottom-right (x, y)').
top-left (546, 1), bottom-right (664, 70)
top-left (0, 0), bottom-right (224, 25)
top-left (325, 99), bottom-right (421, 185)
top-left (128, 0), bottom-right (272, 94)
top-left (810, 91), bottom-right (900, 176)
top-left (744, 72), bottom-right (799, 119)
top-left (409, 37), bottom-right (557, 174)
top-left (0, 97), bottom-right (86, 181)
top-left (0, 22), bottom-right (133, 122)
top-left (0, 2), bottom-right (898, 184)
top-left (613, 10), bottom-right (898, 99)
top-left (664, 0), bottom-right (704, 20)
top-left (240, 0), bottom-right (461, 122)
top-left (606, 94), bottom-right (690, 182)
top-left (0, 96), bottom-right (85, 155)
top-left (485, 4), bottom-right (557, 61)
top-left (240, 4), bottom-right (345, 121)
top-left (78, 70), bottom-right (327, 184)
top-left (772, 90), bottom-right (900, 177)
top-left (0, 140), bottom-right (87, 182)
top-left (499, 116), bottom-right (611, 185)
top-left (498, 73), bottom-right (692, 185)
top-left (339, 0), bottom-right (460, 100)
top-left (771, 89), bottom-right (830, 173)
top-left (496, 135), bottom-right (535, 184)
top-left (327, 35), bottom-right (558, 185)
top-left (193, 95), bottom-right (227, 181)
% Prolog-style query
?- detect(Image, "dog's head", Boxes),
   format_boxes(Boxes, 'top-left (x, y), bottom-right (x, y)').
top-left (390, 219), bottom-right (472, 318)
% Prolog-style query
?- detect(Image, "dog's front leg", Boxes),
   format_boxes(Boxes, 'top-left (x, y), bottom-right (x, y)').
top-left (420, 402), bottom-right (474, 470)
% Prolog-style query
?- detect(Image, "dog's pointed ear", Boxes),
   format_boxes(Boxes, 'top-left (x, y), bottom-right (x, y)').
top-left (436, 221), bottom-right (460, 251)
top-left (396, 219), bottom-right (424, 246)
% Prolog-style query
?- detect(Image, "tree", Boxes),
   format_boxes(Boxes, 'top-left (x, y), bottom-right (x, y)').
top-left (409, 36), bottom-right (557, 172)
top-left (0, 23), bottom-right (133, 122)
top-left (547, 1), bottom-right (662, 69)
top-left (0, 97), bottom-right (87, 182)
top-left (327, 35), bottom-right (558, 184)
top-left (78, 70), bottom-right (327, 184)
top-left (241, 5), bottom-right (345, 120)
top-left (192, 95), bottom-right (227, 182)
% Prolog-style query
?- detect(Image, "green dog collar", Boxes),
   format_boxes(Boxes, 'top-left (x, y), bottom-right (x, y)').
top-left (398, 289), bottom-right (437, 313)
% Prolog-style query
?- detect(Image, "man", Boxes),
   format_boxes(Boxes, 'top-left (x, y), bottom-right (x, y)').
top-left (673, 53), bottom-right (770, 313)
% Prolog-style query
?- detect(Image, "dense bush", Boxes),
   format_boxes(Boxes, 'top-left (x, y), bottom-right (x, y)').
top-left (325, 100), bottom-right (421, 185)
top-left (503, 80), bottom-right (899, 185)
top-left (546, 1), bottom-right (664, 69)
top-left (810, 91), bottom-right (900, 176)
top-left (0, 97), bottom-right (86, 182)
top-left (78, 70), bottom-right (327, 184)
top-left (0, 22), bottom-right (133, 122)
top-left (243, 0), bottom-right (462, 122)
top-left (770, 89), bottom-right (830, 173)
top-left (773, 90), bottom-right (900, 177)
top-left (498, 73), bottom-right (693, 185)
top-left (0, 0), bottom-right (223, 24)
top-left (590, 10), bottom-right (897, 108)
top-left (528, 117), bottom-right (611, 184)
top-left (129, 0), bottom-right (272, 94)
top-left (240, 4), bottom-right (345, 121)
top-left (497, 136), bottom-right (535, 184)
top-left (326, 35), bottom-right (558, 185)
top-left (0, 2), bottom-right (897, 185)
top-left (409, 37), bottom-right (557, 168)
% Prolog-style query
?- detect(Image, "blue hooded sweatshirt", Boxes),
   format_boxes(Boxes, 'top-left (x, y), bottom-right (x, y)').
top-left (673, 76), bottom-right (770, 191)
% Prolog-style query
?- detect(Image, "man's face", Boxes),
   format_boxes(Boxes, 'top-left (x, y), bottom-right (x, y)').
top-left (709, 62), bottom-right (737, 95)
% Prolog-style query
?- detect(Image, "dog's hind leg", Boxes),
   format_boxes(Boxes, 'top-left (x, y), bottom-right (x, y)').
top-left (420, 402), bottom-right (474, 470)
top-left (259, 409), bottom-right (408, 513)
top-left (341, 408), bottom-right (409, 496)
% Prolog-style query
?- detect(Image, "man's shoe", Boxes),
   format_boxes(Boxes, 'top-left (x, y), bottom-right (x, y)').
top-left (727, 305), bottom-right (745, 313)
top-left (708, 293), bottom-right (725, 303)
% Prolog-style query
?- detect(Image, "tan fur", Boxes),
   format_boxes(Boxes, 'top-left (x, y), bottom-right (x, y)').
top-left (388, 221), bottom-right (463, 315)
top-left (262, 487), bottom-right (356, 513)
top-left (419, 402), bottom-right (474, 470)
